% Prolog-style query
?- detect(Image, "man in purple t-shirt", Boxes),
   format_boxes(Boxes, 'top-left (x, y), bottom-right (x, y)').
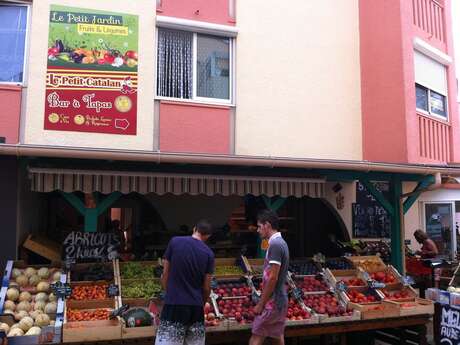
top-left (155, 220), bottom-right (215, 345)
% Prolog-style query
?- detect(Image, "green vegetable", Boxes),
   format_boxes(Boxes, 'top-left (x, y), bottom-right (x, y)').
top-left (121, 262), bottom-right (156, 279)
top-left (121, 280), bottom-right (162, 299)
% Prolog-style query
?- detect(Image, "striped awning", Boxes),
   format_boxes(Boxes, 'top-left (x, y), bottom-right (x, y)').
top-left (28, 167), bottom-right (325, 198)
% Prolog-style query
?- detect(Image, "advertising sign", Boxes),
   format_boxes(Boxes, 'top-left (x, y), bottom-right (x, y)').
top-left (44, 5), bottom-right (138, 135)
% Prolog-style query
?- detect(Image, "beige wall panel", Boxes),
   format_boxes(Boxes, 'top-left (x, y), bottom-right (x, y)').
top-left (235, 0), bottom-right (362, 159)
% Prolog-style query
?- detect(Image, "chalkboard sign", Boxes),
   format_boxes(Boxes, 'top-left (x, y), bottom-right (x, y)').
top-left (50, 281), bottom-right (72, 299)
top-left (434, 303), bottom-right (460, 344)
top-left (63, 231), bottom-right (120, 262)
top-left (352, 181), bottom-right (391, 238)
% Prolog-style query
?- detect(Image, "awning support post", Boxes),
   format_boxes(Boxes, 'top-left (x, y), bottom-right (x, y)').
top-left (359, 177), bottom-right (404, 272)
top-left (402, 175), bottom-right (435, 214)
top-left (60, 191), bottom-right (122, 232)
top-left (389, 177), bottom-right (404, 273)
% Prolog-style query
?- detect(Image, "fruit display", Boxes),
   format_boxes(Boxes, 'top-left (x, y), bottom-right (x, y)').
top-left (295, 276), bottom-right (329, 293)
top-left (70, 284), bottom-right (108, 300)
top-left (369, 271), bottom-right (396, 284)
top-left (120, 262), bottom-right (158, 280)
top-left (66, 308), bottom-right (110, 322)
top-left (289, 261), bottom-right (319, 275)
top-left (214, 281), bottom-right (252, 298)
top-left (362, 241), bottom-right (391, 263)
top-left (345, 289), bottom-right (381, 304)
top-left (121, 280), bottom-right (162, 299)
top-left (338, 278), bottom-right (366, 287)
top-left (1, 264), bottom-right (62, 338)
top-left (325, 258), bottom-right (354, 270)
top-left (204, 302), bottom-right (223, 328)
top-left (286, 297), bottom-right (312, 321)
top-left (302, 294), bottom-right (352, 317)
top-left (71, 263), bottom-right (113, 282)
top-left (214, 266), bottom-right (244, 276)
top-left (218, 296), bottom-right (256, 325)
top-left (380, 287), bottom-right (414, 301)
top-left (349, 257), bottom-right (386, 272)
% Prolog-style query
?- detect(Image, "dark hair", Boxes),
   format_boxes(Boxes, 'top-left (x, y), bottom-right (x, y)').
top-left (195, 219), bottom-right (214, 236)
top-left (414, 229), bottom-right (428, 241)
top-left (257, 209), bottom-right (280, 230)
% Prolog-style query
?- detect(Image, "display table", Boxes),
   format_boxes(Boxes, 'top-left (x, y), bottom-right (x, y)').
top-left (84, 315), bottom-right (430, 345)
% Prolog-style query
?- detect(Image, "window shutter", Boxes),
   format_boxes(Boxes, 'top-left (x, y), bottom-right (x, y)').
top-left (414, 51), bottom-right (447, 95)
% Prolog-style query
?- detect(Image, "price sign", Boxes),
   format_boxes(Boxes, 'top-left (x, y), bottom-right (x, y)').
top-left (50, 282), bottom-right (72, 299)
top-left (64, 258), bottom-right (76, 272)
top-left (336, 281), bottom-right (348, 292)
top-left (107, 284), bottom-right (119, 297)
top-left (402, 276), bottom-right (415, 286)
top-left (368, 280), bottom-right (386, 289)
top-left (292, 288), bottom-right (303, 300)
top-left (313, 253), bottom-right (326, 265)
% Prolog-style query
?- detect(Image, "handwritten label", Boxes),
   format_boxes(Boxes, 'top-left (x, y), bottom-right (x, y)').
top-left (63, 231), bottom-right (120, 262)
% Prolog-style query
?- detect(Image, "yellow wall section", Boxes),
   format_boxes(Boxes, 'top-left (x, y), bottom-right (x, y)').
top-left (23, 0), bottom-right (156, 150)
top-left (235, 0), bottom-right (363, 160)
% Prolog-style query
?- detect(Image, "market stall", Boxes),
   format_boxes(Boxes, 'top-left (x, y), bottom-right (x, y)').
top-left (0, 255), bottom-right (434, 345)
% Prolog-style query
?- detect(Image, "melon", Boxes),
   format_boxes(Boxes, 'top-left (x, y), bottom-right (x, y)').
top-left (19, 316), bottom-right (34, 332)
top-left (15, 310), bottom-right (29, 321)
top-left (6, 288), bottom-right (19, 301)
top-left (44, 302), bottom-right (57, 314)
top-left (48, 293), bottom-right (57, 302)
top-left (37, 268), bottom-right (50, 279)
top-left (16, 275), bottom-right (28, 287)
top-left (34, 300), bottom-right (46, 312)
top-left (35, 292), bottom-right (48, 302)
top-left (26, 326), bottom-right (41, 336)
top-left (19, 291), bottom-right (32, 302)
top-left (8, 328), bottom-right (24, 337)
top-left (11, 268), bottom-right (22, 279)
top-left (0, 323), bottom-right (10, 334)
top-left (29, 275), bottom-right (41, 286)
top-left (16, 301), bottom-right (31, 312)
top-left (34, 314), bottom-right (50, 327)
top-left (24, 267), bottom-right (37, 278)
top-left (4, 300), bottom-right (16, 311)
top-left (36, 282), bottom-right (50, 293)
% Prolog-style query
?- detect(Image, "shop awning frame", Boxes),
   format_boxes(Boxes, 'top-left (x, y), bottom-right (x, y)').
top-left (28, 167), bottom-right (326, 198)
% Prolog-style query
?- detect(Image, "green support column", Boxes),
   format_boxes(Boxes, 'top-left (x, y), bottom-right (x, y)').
top-left (389, 177), bottom-right (403, 272)
top-left (60, 191), bottom-right (122, 232)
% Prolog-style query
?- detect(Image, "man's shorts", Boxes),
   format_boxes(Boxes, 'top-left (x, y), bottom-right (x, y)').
top-left (252, 304), bottom-right (287, 339)
top-left (154, 304), bottom-right (205, 345)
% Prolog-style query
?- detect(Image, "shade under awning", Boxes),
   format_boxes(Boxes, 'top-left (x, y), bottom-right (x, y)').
top-left (28, 167), bottom-right (325, 198)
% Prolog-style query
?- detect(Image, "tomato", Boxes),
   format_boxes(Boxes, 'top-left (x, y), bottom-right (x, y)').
top-left (124, 50), bottom-right (138, 60)
top-left (104, 53), bottom-right (115, 64)
top-left (48, 47), bottom-right (59, 56)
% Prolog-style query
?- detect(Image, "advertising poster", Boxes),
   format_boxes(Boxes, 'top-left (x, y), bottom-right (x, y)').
top-left (44, 5), bottom-right (138, 135)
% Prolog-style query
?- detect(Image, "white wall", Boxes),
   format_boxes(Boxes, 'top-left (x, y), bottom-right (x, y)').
top-left (23, 0), bottom-right (156, 150)
top-left (235, 0), bottom-right (362, 160)
top-left (324, 181), bottom-right (356, 237)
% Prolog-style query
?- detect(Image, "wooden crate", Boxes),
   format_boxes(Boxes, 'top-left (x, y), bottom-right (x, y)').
top-left (347, 256), bottom-right (387, 272)
top-left (67, 281), bottom-right (115, 309)
top-left (69, 261), bottom-right (115, 284)
top-left (63, 318), bottom-right (122, 342)
top-left (22, 234), bottom-right (61, 262)
top-left (285, 314), bottom-right (320, 326)
top-left (379, 283), bottom-right (418, 301)
top-left (324, 269), bottom-right (366, 288)
top-left (383, 298), bottom-right (434, 316)
top-left (348, 302), bottom-right (399, 320)
top-left (214, 258), bottom-right (244, 279)
top-left (319, 310), bottom-right (361, 323)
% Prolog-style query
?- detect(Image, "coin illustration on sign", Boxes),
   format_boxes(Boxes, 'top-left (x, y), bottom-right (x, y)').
top-left (115, 96), bottom-right (132, 113)
top-left (74, 115), bottom-right (85, 125)
top-left (48, 113), bottom-right (60, 124)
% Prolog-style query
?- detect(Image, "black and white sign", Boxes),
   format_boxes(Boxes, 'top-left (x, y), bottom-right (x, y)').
top-left (352, 181), bottom-right (391, 238)
top-left (63, 231), bottom-right (120, 262)
top-left (107, 284), bottom-right (120, 297)
top-left (435, 303), bottom-right (460, 345)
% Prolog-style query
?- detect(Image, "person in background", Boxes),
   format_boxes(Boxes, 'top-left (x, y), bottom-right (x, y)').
top-left (414, 229), bottom-right (439, 258)
top-left (155, 220), bottom-right (215, 345)
top-left (250, 210), bottom-right (290, 345)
